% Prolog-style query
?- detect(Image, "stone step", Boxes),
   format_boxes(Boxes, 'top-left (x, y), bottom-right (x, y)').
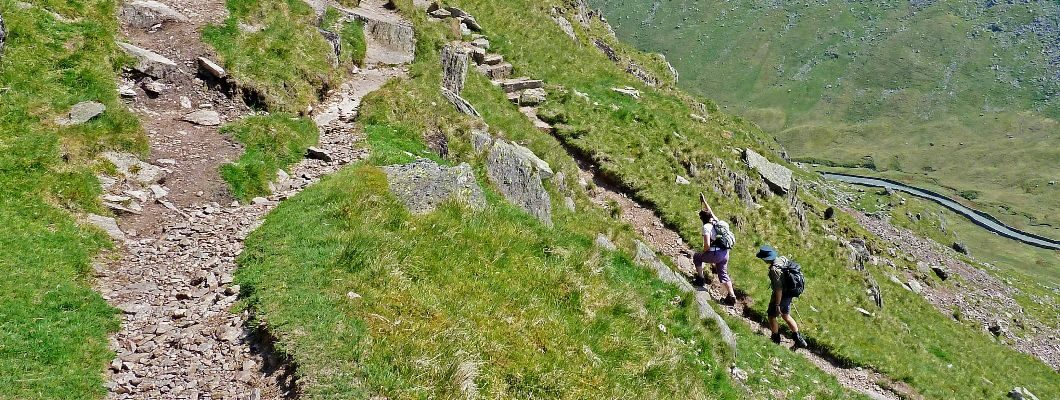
top-left (479, 63), bottom-right (512, 80)
top-left (482, 54), bottom-right (504, 66)
top-left (498, 77), bottom-right (542, 93)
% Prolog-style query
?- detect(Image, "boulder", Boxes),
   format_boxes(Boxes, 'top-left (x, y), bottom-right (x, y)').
top-left (595, 234), bottom-right (617, 251)
top-left (486, 140), bottom-right (553, 225)
top-left (743, 149), bottom-right (792, 194)
top-left (952, 241), bottom-right (969, 255)
top-left (470, 37), bottom-right (490, 50)
top-left (381, 159), bottom-right (486, 214)
top-left (181, 110), bottom-right (221, 126)
top-left (141, 80), bottom-right (166, 95)
top-left (676, 175), bottom-right (690, 185)
top-left (441, 43), bottom-right (469, 94)
top-left (197, 57), bottom-right (227, 80)
top-left (499, 77), bottom-right (543, 93)
top-left (906, 279), bottom-right (923, 294)
top-left (611, 86), bottom-right (641, 99)
top-left (441, 87), bottom-right (480, 118)
top-left (120, 0), bottom-right (189, 29)
top-left (57, 101), bottom-right (106, 126)
top-left (427, 9), bottom-right (450, 19)
top-left (117, 42), bottom-right (179, 79)
top-left (553, 14), bottom-right (577, 41)
top-left (563, 196), bottom-right (576, 212)
top-left (931, 265), bottom-right (949, 281)
top-left (87, 214), bottom-right (125, 241)
top-left (1008, 387), bottom-right (1040, 400)
top-left (101, 152), bottom-right (166, 186)
top-left (305, 146), bottom-right (333, 162)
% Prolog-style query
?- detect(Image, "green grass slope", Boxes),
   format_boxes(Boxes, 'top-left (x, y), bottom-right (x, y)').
top-left (0, 0), bottom-right (145, 397)
top-left (232, 3), bottom-right (864, 398)
top-left (593, 0), bottom-right (1060, 238)
top-left (434, 0), bottom-right (1057, 398)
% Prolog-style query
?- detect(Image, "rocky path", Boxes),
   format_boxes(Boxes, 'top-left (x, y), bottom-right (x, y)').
top-left (95, 1), bottom-right (412, 398)
top-left (572, 162), bottom-right (911, 400)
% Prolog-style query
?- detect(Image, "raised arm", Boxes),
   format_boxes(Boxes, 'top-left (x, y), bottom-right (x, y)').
top-left (700, 192), bottom-right (715, 218)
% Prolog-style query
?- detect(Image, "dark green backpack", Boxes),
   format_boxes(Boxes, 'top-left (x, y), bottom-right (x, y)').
top-left (781, 260), bottom-right (805, 297)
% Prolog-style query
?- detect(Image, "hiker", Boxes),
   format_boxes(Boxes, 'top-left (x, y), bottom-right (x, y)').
top-left (693, 193), bottom-right (737, 306)
top-left (756, 244), bottom-right (808, 349)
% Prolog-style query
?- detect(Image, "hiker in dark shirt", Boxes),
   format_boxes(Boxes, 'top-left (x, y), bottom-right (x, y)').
top-left (756, 245), bottom-right (808, 349)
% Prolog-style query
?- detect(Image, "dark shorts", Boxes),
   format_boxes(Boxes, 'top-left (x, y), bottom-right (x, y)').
top-left (693, 248), bottom-right (731, 283)
top-left (768, 295), bottom-right (795, 318)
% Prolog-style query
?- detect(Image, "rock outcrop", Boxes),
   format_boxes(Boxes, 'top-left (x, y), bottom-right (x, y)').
top-left (0, 12), bottom-right (6, 58)
top-left (117, 42), bottom-right (179, 80)
top-left (57, 101), bottom-right (106, 126)
top-left (743, 148), bottom-right (792, 194)
top-left (442, 87), bottom-right (480, 118)
top-left (120, 0), bottom-right (189, 29)
top-left (338, 4), bottom-right (416, 66)
top-left (381, 159), bottom-right (486, 214)
top-left (483, 138), bottom-right (553, 225)
top-left (441, 42), bottom-right (469, 93)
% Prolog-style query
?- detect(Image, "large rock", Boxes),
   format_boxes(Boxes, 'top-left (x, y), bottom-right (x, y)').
top-left (57, 101), bottom-right (106, 126)
top-left (197, 57), bottom-right (227, 79)
top-left (117, 42), bottom-right (179, 79)
top-left (486, 140), bottom-right (553, 225)
top-left (120, 0), bottom-right (189, 29)
top-left (87, 214), bottom-right (125, 241)
top-left (441, 43), bottom-right (469, 94)
top-left (552, 13), bottom-right (577, 41)
top-left (441, 87), bottom-right (480, 118)
top-left (338, 6), bottom-right (416, 65)
top-left (595, 233), bottom-right (616, 251)
top-left (101, 152), bottom-right (166, 186)
top-left (743, 149), bottom-right (792, 194)
top-left (381, 159), bottom-right (486, 214)
top-left (181, 110), bottom-right (221, 126)
top-left (1008, 387), bottom-right (1040, 400)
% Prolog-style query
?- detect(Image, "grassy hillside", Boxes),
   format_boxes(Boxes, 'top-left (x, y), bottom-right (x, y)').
top-left (593, 0), bottom-right (1060, 239)
top-left (233, 3), bottom-right (864, 398)
top-left (232, 0), bottom-right (1060, 399)
top-left (437, 0), bottom-right (1058, 398)
top-left (0, 0), bottom-right (144, 397)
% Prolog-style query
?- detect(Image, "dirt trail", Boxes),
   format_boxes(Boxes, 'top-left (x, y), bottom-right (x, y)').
top-left (96, 1), bottom-right (411, 397)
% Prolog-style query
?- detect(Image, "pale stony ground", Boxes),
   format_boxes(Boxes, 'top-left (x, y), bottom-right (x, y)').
top-left (94, 0), bottom-right (412, 398)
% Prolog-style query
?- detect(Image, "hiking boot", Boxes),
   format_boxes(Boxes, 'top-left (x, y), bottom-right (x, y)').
top-left (692, 275), bottom-right (705, 287)
top-left (770, 332), bottom-right (782, 344)
top-left (722, 295), bottom-right (737, 306)
top-left (792, 332), bottom-right (808, 350)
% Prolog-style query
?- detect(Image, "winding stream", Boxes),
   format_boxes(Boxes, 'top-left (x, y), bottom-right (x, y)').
top-left (821, 172), bottom-right (1060, 251)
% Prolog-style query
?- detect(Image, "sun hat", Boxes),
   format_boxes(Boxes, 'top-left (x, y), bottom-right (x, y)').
top-left (756, 245), bottom-right (778, 261)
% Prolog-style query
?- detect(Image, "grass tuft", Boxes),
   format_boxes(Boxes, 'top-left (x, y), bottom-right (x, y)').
top-left (220, 114), bottom-right (318, 201)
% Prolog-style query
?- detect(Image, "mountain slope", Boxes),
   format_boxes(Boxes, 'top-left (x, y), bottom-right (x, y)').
top-left (593, 0), bottom-right (1060, 238)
